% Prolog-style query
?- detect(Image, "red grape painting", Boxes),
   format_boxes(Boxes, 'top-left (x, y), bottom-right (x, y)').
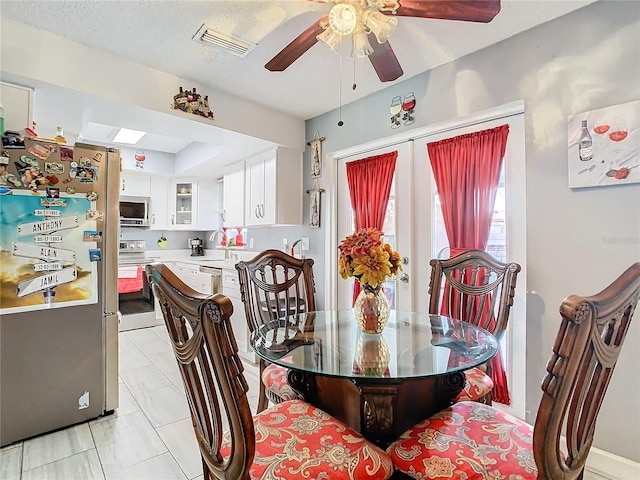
top-left (567, 100), bottom-right (639, 188)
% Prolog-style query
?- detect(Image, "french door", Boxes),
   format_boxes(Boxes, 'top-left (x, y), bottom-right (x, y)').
top-left (331, 101), bottom-right (526, 419)
top-left (336, 141), bottom-right (415, 311)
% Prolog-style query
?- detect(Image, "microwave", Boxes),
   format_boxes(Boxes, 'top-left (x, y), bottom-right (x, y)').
top-left (119, 196), bottom-right (150, 227)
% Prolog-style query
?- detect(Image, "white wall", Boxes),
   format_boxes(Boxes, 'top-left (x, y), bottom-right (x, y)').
top-left (0, 19), bottom-right (305, 151)
top-left (305, 0), bottom-right (640, 463)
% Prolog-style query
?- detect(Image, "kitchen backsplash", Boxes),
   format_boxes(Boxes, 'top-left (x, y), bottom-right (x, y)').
top-left (120, 228), bottom-right (202, 251)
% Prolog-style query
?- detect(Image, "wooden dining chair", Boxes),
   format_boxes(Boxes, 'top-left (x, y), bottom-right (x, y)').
top-left (236, 249), bottom-right (316, 412)
top-left (388, 262), bottom-right (640, 480)
top-left (428, 249), bottom-right (521, 404)
top-left (146, 262), bottom-right (394, 480)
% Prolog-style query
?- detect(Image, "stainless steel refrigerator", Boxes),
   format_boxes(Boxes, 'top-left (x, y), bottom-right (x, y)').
top-left (0, 138), bottom-right (119, 446)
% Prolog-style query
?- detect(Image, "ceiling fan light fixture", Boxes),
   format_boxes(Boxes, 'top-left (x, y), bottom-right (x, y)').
top-left (364, 10), bottom-right (397, 44)
top-left (317, 27), bottom-right (342, 53)
top-left (329, 3), bottom-right (358, 35)
top-left (352, 29), bottom-right (374, 58)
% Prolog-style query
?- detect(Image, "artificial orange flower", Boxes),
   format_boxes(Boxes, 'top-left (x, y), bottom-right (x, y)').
top-left (338, 228), bottom-right (402, 291)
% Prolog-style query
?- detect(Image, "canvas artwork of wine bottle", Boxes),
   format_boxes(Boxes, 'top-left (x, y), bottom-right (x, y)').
top-left (567, 100), bottom-right (639, 188)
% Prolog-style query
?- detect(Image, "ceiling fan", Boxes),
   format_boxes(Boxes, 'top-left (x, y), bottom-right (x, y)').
top-left (265, 0), bottom-right (501, 82)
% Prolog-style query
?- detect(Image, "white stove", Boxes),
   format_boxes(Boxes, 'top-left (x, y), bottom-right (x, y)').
top-left (117, 240), bottom-right (161, 331)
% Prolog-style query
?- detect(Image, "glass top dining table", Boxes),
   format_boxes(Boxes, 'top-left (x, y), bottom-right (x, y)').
top-left (250, 310), bottom-right (498, 446)
top-left (251, 310), bottom-right (498, 380)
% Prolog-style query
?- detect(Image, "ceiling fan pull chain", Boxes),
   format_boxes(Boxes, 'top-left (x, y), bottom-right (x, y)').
top-left (353, 59), bottom-right (357, 90)
top-left (338, 54), bottom-right (344, 127)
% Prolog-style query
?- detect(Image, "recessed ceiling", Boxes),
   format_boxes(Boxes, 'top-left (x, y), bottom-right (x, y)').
top-left (83, 122), bottom-right (193, 154)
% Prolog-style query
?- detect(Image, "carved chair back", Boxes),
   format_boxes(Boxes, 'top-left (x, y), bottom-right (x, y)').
top-left (146, 263), bottom-right (254, 480)
top-left (235, 249), bottom-right (316, 337)
top-left (533, 262), bottom-right (640, 479)
top-left (235, 249), bottom-right (316, 410)
top-left (428, 249), bottom-right (521, 341)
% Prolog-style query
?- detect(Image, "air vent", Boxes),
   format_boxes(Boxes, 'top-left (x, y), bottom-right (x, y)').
top-left (192, 24), bottom-right (256, 58)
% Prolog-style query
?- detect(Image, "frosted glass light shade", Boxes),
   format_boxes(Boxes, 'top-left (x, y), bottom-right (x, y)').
top-left (317, 27), bottom-right (342, 52)
top-left (329, 3), bottom-right (358, 35)
top-left (352, 30), bottom-right (374, 58)
top-left (364, 10), bottom-right (397, 44)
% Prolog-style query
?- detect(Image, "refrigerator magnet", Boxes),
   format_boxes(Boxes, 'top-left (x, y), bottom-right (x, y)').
top-left (46, 187), bottom-right (60, 198)
top-left (83, 230), bottom-right (102, 242)
top-left (27, 143), bottom-right (55, 161)
top-left (65, 186), bottom-right (76, 194)
top-left (89, 248), bottom-right (102, 262)
top-left (60, 146), bottom-right (74, 162)
top-left (86, 210), bottom-right (104, 221)
top-left (44, 162), bottom-right (64, 175)
top-left (86, 191), bottom-right (98, 201)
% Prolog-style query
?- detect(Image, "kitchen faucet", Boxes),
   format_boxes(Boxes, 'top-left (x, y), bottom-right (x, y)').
top-left (208, 230), bottom-right (222, 243)
top-left (208, 230), bottom-right (232, 259)
top-left (290, 239), bottom-right (305, 259)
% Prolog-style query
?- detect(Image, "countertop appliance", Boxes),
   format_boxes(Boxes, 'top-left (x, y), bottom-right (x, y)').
top-left (0, 139), bottom-right (119, 447)
top-left (118, 240), bottom-right (161, 331)
top-left (119, 196), bottom-right (149, 227)
top-left (189, 237), bottom-right (204, 256)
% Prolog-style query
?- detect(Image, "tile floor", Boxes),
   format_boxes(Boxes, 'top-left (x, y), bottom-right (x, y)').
top-left (0, 326), bottom-right (614, 480)
top-left (0, 325), bottom-right (261, 480)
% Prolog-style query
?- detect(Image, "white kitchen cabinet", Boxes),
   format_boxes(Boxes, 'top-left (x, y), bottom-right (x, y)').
top-left (1, 81), bottom-right (33, 133)
top-left (172, 262), bottom-right (212, 294)
top-left (120, 171), bottom-right (151, 197)
top-left (148, 175), bottom-right (169, 230)
top-left (222, 269), bottom-right (255, 363)
top-left (245, 147), bottom-right (302, 226)
top-left (168, 179), bottom-right (197, 229)
top-left (223, 162), bottom-right (245, 228)
top-left (196, 178), bottom-right (219, 230)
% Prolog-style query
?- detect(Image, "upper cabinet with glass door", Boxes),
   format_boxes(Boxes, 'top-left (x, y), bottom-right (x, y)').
top-left (169, 179), bottom-right (197, 229)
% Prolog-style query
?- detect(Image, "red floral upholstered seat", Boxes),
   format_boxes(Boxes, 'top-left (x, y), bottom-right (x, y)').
top-left (221, 399), bottom-right (393, 480)
top-left (261, 363), bottom-right (303, 402)
top-left (389, 263), bottom-right (640, 480)
top-left (387, 401), bottom-right (536, 479)
top-left (454, 366), bottom-right (494, 402)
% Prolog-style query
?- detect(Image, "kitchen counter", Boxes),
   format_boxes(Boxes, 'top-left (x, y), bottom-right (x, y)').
top-left (144, 249), bottom-right (257, 270)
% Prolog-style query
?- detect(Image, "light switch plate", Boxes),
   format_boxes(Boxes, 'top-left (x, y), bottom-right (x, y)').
top-left (301, 237), bottom-right (309, 251)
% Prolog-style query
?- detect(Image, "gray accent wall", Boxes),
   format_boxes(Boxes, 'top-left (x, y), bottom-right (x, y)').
top-left (301, 0), bottom-right (640, 462)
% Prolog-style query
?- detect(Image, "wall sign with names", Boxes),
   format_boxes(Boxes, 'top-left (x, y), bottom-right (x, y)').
top-left (0, 191), bottom-right (98, 315)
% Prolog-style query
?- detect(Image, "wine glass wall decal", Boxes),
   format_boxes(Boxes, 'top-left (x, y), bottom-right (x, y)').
top-left (390, 96), bottom-right (402, 129)
top-left (402, 92), bottom-right (416, 125)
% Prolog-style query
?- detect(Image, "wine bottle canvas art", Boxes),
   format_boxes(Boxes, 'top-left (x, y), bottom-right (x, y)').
top-left (567, 100), bottom-right (639, 188)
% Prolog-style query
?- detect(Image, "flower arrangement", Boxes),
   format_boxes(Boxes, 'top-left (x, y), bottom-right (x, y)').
top-left (338, 227), bottom-right (402, 292)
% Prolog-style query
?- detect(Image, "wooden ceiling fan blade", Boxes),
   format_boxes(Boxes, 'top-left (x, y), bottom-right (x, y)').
top-left (392, 0), bottom-right (501, 23)
top-left (265, 16), bottom-right (327, 72)
top-left (368, 34), bottom-right (404, 82)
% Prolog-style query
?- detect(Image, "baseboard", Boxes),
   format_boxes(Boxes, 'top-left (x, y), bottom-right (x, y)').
top-left (586, 446), bottom-right (640, 479)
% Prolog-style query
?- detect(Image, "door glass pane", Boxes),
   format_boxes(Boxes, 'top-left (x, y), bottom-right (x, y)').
top-left (382, 178), bottom-right (397, 308)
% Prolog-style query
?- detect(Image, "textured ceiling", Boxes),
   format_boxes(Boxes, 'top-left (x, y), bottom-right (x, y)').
top-left (1, 0), bottom-right (598, 121)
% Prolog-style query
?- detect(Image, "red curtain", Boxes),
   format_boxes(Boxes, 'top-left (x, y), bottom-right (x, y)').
top-left (345, 151), bottom-right (398, 302)
top-left (427, 124), bottom-right (511, 404)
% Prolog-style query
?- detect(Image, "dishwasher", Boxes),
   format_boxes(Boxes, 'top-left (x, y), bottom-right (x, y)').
top-left (199, 265), bottom-right (223, 295)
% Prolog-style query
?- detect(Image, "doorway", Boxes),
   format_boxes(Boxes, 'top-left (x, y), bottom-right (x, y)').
top-left (327, 100), bottom-right (527, 419)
